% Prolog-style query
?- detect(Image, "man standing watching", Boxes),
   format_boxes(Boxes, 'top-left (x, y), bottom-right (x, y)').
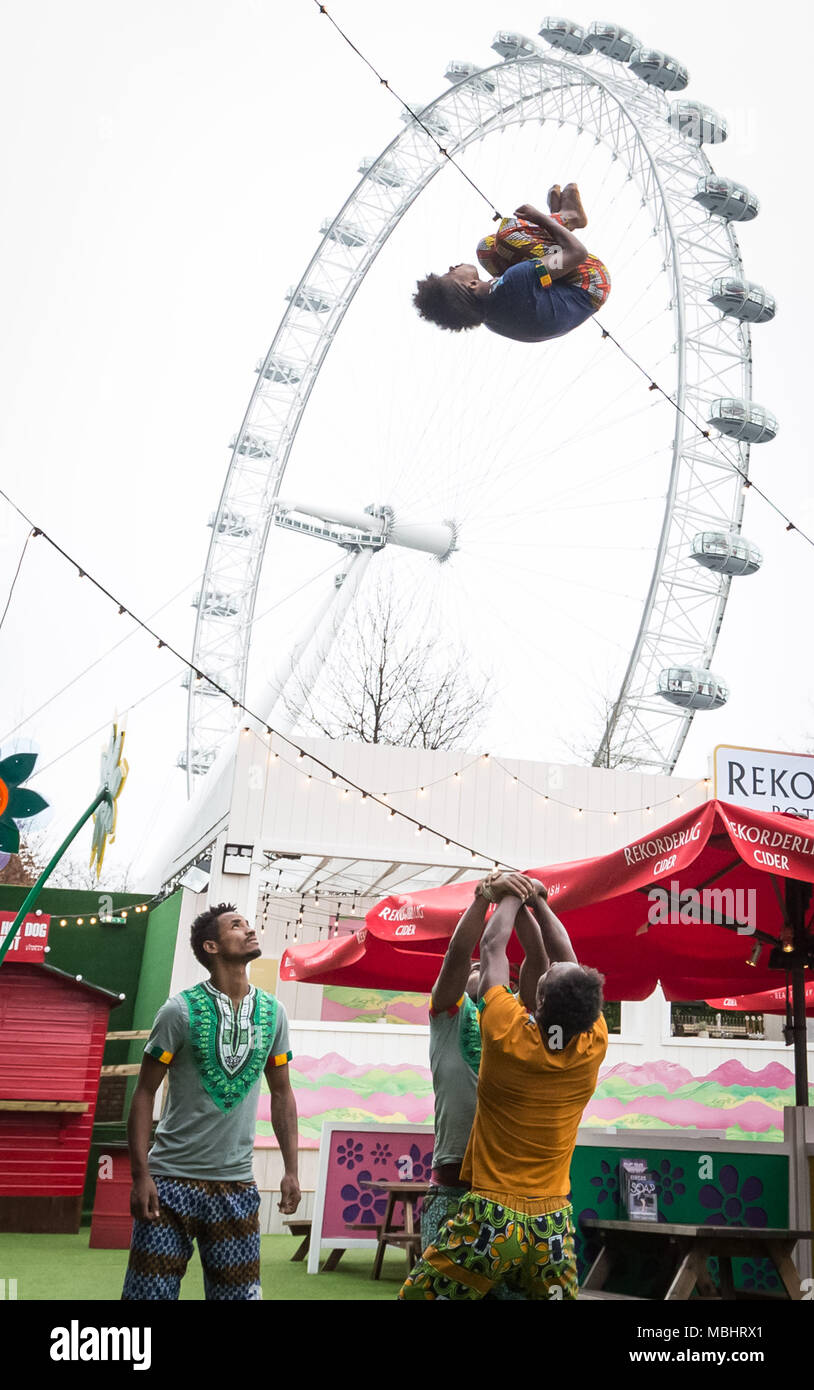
top-left (422, 869), bottom-right (542, 1252)
top-left (400, 881), bottom-right (606, 1301)
top-left (122, 903), bottom-right (301, 1300)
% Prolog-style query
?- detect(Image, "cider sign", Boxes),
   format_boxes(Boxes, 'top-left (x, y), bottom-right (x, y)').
top-left (714, 745), bottom-right (814, 821)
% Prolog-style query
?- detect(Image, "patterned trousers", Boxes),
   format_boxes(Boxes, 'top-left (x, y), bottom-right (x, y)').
top-left (122, 1177), bottom-right (262, 1301)
top-left (399, 1193), bottom-right (578, 1301)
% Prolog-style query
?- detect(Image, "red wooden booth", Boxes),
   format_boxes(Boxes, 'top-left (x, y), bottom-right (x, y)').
top-left (0, 912), bottom-right (121, 1232)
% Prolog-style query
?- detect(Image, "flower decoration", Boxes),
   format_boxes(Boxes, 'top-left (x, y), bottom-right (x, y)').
top-left (336, 1138), bottom-right (365, 1172)
top-left (371, 1141), bottom-right (392, 1167)
top-left (89, 724), bottom-right (129, 878)
top-left (588, 1158), bottom-right (619, 1207)
top-left (699, 1164), bottom-right (766, 1227)
top-left (0, 751), bottom-right (49, 869)
top-left (340, 1170), bottom-right (389, 1226)
top-left (653, 1159), bottom-right (686, 1207)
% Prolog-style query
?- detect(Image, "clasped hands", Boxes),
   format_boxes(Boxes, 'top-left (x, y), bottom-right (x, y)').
top-left (477, 869), bottom-right (547, 904)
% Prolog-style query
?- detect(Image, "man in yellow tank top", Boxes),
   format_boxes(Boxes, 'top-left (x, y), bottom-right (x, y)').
top-left (400, 882), bottom-right (606, 1301)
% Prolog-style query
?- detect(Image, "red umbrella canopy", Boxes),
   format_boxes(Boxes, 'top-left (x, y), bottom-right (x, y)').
top-left (707, 980), bottom-right (814, 1016)
top-left (281, 800), bottom-right (814, 999)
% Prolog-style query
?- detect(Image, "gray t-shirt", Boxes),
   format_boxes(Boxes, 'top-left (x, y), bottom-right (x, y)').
top-left (144, 981), bottom-right (291, 1182)
top-left (429, 994), bottom-right (480, 1168)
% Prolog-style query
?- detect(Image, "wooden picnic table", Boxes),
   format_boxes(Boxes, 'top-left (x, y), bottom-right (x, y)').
top-left (357, 1180), bottom-right (430, 1279)
top-left (581, 1218), bottom-right (814, 1301)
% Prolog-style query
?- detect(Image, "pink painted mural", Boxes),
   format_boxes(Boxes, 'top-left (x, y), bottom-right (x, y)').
top-left (320, 986), bottom-right (430, 1026)
top-left (255, 1054), bottom-right (807, 1148)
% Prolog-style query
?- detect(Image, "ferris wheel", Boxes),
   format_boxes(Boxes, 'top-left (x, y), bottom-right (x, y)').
top-left (181, 20), bottom-right (776, 793)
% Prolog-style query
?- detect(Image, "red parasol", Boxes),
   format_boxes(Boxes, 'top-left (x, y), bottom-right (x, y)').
top-left (707, 980), bottom-right (814, 1016)
top-left (281, 799), bottom-right (813, 1100)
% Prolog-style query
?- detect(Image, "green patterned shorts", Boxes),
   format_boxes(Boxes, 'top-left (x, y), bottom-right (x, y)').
top-left (399, 1193), bottom-right (578, 1301)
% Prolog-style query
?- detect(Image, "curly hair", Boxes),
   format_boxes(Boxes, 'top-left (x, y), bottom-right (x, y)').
top-left (190, 902), bottom-right (236, 968)
top-left (413, 274), bottom-right (485, 332)
top-left (538, 965), bottom-right (604, 1048)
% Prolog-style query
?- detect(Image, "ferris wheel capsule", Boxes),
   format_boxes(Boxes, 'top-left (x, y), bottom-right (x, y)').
top-left (207, 508), bottom-right (253, 538)
top-left (668, 101), bottom-right (727, 144)
top-left (319, 218), bottom-right (368, 248)
top-left (357, 155), bottom-right (407, 188)
top-left (285, 285), bottom-right (335, 313)
top-left (693, 175), bottom-right (759, 221)
top-left (629, 47), bottom-right (689, 91)
top-left (255, 355), bottom-right (304, 385)
top-left (707, 399), bottom-right (778, 444)
top-left (176, 748), bottom-right (217, 775)
top-left (229, 432), bottom-right (275, 459)
top-left (690, 532), bottom-right (763, 577)
top-left (584, 22), bottom-right (642, 61)
top-left (444, 60), bottom-right (497, 94)
top-left (399, 104), bottom-right (453, 141)
top-left (191, 589), bottom-right (241, 619)
top-left (708, 276), bottom-right (776, 324)
top-left (658, 668), bottom-right (729, 711)
top-left (491, 31), bottom-right (539, 60)
top-left (538, 17), bottom-right (592, 55)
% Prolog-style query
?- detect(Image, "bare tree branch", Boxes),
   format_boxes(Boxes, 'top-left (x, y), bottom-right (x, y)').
top-left (283, 578), bottom-right (491, 751)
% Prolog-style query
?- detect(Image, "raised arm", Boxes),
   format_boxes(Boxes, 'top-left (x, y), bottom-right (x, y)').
top-left (514, 203), bottom-right (588, 278)
top-left (514, 906), bottom-right (549, 1011)
top-left (431, 871), bottom-right (535, 1012)
top-left (526, 881), bottom-right (578, 964)
top-left (478, 892), bottom-right (527, 999)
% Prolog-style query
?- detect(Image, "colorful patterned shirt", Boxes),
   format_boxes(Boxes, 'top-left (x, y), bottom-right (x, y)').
top-left (144, 982), bottom-right (291, 1182)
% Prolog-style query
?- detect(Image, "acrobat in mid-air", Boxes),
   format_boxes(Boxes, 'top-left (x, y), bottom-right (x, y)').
top-left (413, 183), bottom-right (610, 342)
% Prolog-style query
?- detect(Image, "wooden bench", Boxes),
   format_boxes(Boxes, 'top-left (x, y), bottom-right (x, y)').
top-left (582, 1218), bottom-right (814, 1300)
top-left (283, 1218), bottom-right (346, 1271)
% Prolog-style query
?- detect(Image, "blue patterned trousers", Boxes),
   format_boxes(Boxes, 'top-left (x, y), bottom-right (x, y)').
top-left (121, 1177), bottom-right (262, 1301)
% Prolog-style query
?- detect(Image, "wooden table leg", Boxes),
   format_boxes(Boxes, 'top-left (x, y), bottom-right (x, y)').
top-left (322, 1247), bottom-right (345, 1272)
top-left (371, 1194), bottom-right (397, 1281)
top-left (767, 1241), bottom-right (803, 1300)
top-left (693, 1249), bottom-right (722, 1300)
top-left (717, 1254), bottom-right (736, 1300)
top-left (665, 1249), bottom-right (704, 1301)
top-left (581, 1242), bottom-right (615, 1291)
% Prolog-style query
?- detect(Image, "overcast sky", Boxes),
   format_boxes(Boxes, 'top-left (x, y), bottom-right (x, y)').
top-left (1, 1), bottom-right (812, 884)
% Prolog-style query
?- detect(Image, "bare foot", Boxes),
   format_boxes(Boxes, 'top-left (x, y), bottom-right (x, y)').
top-left (559, 182), bottom-right (587, 229)
top-left (547, 184), bottom-right (562, 215)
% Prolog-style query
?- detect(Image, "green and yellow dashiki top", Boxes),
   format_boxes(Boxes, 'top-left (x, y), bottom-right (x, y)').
top-left (144, 981), bottom-right (291, 1182)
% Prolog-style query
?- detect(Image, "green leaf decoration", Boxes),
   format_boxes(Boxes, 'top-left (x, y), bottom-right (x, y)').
top-left (0, 753), bottom-right (37, 788)
top-left (0, 821), bottom-right (20, 854)
top-left (8, 788), bottom-right (49, 819)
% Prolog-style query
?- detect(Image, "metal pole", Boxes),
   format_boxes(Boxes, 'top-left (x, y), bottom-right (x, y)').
top-left (0, 790), bottom-right (112, 967)
top-left (785, 878), bottom-right (812, 1107)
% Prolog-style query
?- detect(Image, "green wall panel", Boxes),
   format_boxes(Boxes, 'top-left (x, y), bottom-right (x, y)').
top-left (571, 1144), bottom-right (790, 1296)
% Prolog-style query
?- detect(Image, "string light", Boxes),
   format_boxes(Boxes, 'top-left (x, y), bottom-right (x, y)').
top-left (3, 474), bottom-right (717, 868)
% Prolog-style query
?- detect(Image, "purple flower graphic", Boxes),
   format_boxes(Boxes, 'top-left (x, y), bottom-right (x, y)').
top-left (589, 1158), bottom-right (618, 1207)
top-left (371, 1141), bottom-right (392, 1167)
top-left (340, 1169), bottom-right (389, 1226)
top-left (699, 1165), bottom-right (766, 1227)
top-left (336, 1138), bottom-right (365, 1172)
top-left (653, 1159), bottom-right (686, 1208)
top-left (575, 1206), bottom-right (600, 1284)
top-left (742, 1258), bottom-right (779, 1291)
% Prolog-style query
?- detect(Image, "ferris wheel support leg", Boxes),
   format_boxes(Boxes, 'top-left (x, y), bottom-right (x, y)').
top-left (261, 548), bottom-right (376, 732)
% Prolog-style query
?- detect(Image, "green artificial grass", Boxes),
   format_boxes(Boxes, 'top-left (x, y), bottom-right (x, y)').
top-left (0, 1232), bottom-right (406, 1301)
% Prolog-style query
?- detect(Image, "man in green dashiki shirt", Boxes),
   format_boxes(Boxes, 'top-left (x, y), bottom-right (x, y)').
top-left (122, 903), bottom-right (300, 1300)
